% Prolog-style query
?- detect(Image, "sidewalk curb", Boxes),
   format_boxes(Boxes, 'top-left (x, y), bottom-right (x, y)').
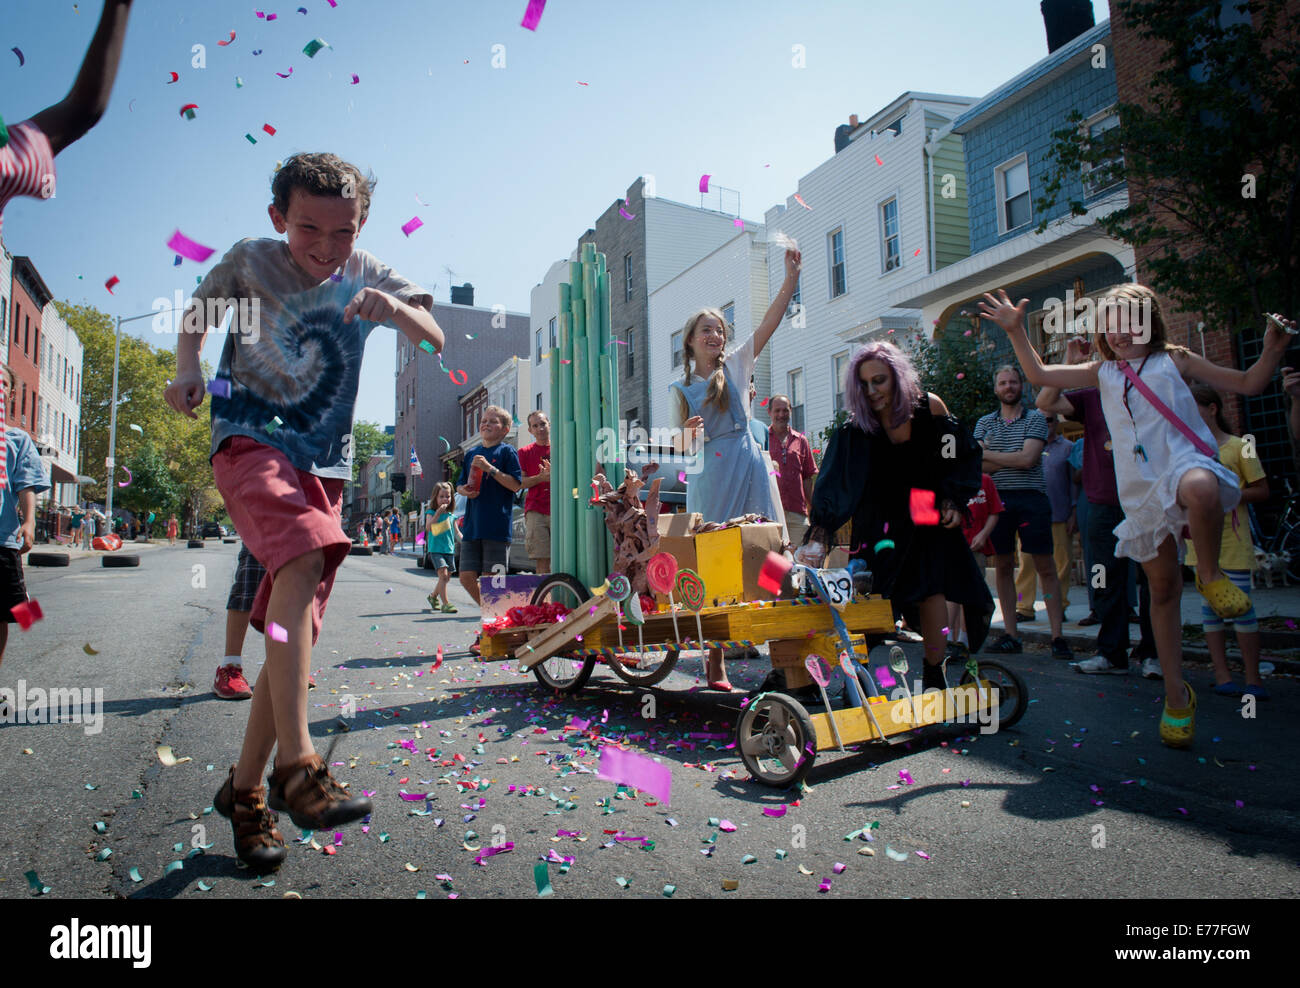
top-left (1013, 627), bottom-right (1300, 676)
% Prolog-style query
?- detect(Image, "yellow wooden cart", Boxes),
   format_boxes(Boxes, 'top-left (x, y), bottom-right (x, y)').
top-left (477, 570), bottom-right (1028, 788)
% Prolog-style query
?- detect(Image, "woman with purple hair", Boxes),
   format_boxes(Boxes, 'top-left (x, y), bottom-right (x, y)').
top-left (798, 340), bottom-right (993, 687)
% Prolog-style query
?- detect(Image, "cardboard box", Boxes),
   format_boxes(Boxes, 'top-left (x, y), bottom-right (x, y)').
top-left (654, 512), bottom-right (699, 576)
top-left (695, 522), bottom-right (785, 605)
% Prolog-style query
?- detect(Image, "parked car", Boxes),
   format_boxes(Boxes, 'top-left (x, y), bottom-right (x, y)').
top-left (626, 443), bottom-right (688, 509)
top-left (200, 521), bottom-right (224, 539)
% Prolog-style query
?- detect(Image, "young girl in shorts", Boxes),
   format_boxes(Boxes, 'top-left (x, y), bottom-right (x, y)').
top-left (425, 482), bottom-right (457, 613)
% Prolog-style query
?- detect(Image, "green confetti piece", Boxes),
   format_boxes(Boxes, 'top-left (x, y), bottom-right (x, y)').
top-left (559, 861), bottom-right (571, 875)
top-left (419, 340), bottom-right (435, 355)
top-left (197, 881), bottom-right (213, 891)
top-left (173, 843), bottom-right (184, 853)
top-left (95, 848), bottom-right (113, 861)
top-left (164, 860), bottom-right (184, 874)
top-left (0, 115), bottom-right (9, 150)
top-left (235, 76), bottom-right (244, 87)
top-left (775, 849), bottom-right (787, 860)
top-left (202, 806), bottom-right (213, 816)
top-left (265, 416), bottom-right (284, 434)
top-left (415, 891), bottom-right (427, 899)
top-left (534, 862), bottom-right (553, 897)
top-left (741, 854), bottom-right (757, 864)
top-left (245, 133), bottom-right (257, 144)
top-left (257, 879), bottom-right (275, 887)
top-left (379, 833), bottom-right (390, 842)
top-left (884, 845), bottom-right (909, 862)
top-left (370, 625), bottom-right (379, 631)
top-left (869, 821), bottom-right (880, 829)
top-left (707, 817), bottom-right (719, 827)
top-left (206, 765), bottom-right (215, 772)
top-left (129, 867), bottom-right (143, 883)
top-left (843, 828), bottom-right (862, 841)
top-left (85, 783), bottom-right (97, 790)
top-left (615, 876), bottom-right (630, 889)
top-left (662, 884), bottom-right (676, 897)
top-left (131, 790), bottom-right (143, 799)
top-left (93, 821), bottom-right (107, 834)
top-left (302, 38), bottom-right (331, 58)
top-left (24, 870), bottom-right (51, 894)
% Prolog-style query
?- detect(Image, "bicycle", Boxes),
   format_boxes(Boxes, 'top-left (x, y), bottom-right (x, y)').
top-left (1260, 479), bottom-right (1300, 584)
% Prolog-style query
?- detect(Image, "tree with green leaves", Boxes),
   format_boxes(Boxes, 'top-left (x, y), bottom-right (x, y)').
top-left (907, 328), bottom-right (1000, 434)
top-left (1034, 0), bottom-right (1299, 329)
top-left (117, 442), bottom-right (183, 533)
top-left (349, 420), bottom-right (390, 482)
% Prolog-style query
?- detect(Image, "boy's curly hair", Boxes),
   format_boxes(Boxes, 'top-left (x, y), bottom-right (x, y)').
top-left (271, 152), bottom-right (376, 222)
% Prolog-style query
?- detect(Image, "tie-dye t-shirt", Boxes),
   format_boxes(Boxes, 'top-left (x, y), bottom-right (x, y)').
top-left (193, 238), bottom-right (432, 479)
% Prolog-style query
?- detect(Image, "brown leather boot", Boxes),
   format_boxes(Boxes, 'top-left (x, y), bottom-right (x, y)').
top-left (214, 766), bottom-right (286, 873)
top-left (267, 754), bottom-right (372, 830)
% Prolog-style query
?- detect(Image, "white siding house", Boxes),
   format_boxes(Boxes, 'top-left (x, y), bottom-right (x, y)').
top-left (763, 93), bottom-right (976, 441)
top-left (37, 303), bottom-right (84, 506)
top-left (648, 231), bottom-right (771, 433)
top-left (527, 257), bottom-right (573, 422)
top-left (482, 354), bottom-right (532, 445)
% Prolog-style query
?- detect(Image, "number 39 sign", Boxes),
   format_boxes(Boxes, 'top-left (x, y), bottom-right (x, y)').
top-left (816, 568), bottom-right (852, 609)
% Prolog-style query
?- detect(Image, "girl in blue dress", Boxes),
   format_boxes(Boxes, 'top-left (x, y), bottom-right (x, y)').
top-left (669, 248), bottom-right (800, 689)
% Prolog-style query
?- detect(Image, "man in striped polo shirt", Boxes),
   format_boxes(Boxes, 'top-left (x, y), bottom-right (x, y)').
top-left (974, 365), bottom-right (1072, 659)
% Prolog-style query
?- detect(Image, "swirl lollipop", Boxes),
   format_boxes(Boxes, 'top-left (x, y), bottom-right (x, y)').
top-left (675, 568), bottom-right (706, 647)
top-left (646, 553), bottom-right (681, 641)
top-left (606, 573), bottom-right (632, 652)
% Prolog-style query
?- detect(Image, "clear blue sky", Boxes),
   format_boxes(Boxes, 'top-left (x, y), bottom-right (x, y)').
top-left (1, 0), bottom-right (1106, 426)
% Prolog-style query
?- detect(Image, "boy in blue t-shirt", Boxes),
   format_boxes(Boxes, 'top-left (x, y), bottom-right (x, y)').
top-left (457, 405), bottom-right (522, 607)
top-left (0, 365), bottom-right (52, 676)
top-left (164, 152), bottom-right (442, 873)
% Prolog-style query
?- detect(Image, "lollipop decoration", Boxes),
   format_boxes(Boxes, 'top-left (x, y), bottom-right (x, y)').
top-left (625, 592), bottom-right (647, 656)
top-left (675, 568), bottom-right (706, 646)
top-left (607, 573), bottom-right (632, 653)
top-left (889, 645), bottom-right (917, 725)
top-left (804, 655), bottom-right (843, 751)
top-left (645, 552), bottom-right (681, 642)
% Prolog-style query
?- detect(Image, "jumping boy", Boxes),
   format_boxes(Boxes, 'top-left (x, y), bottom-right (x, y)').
top-left (165, 152), bottom-right (442, 872)
top-left (457, 405), bottom-right (522, 608)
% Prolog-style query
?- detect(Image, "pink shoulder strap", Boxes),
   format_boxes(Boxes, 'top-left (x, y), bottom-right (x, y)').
top-left (1115, 359), bottom-right (1217, 459)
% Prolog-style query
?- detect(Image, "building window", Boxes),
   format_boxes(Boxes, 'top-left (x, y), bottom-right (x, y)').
top-left (625, 327), bottom-right (635, 378)
top-left (535, 327), bottom-right (543, 362)
top-left (882, 116), bottom-right (903, 136)
top-left (672, 329), bottom-right (684, 368)
top-left (996, 155), bottom-right (1031, 233)
top-left (624, 253), bottom-right (633, 301)
top-left (549, 316), bottom-right (557, 349)
top-left (880, 199), bottom-right (900, 273)
top-left (536, 392), bottom-right (543, 411)
top-left (832, 352), bottom-right (850, 413)
top-left (722, 302), bottom-right (735, 341)
top-left (627, 407), bottom-right (640, 431)
top-left (1080, 108), bottom-right (1123, 196)
top-left (788, 368), bottom-right (805, 433)
top-left (828, 228), bottom-right (847, 298)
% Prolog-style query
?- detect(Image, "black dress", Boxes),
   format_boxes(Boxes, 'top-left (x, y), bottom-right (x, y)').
top-left (807, 396), bottom-right (995, 652)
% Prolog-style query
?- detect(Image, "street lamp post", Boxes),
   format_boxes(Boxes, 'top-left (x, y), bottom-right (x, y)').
top-left (105, 307), bottom-right (181, 526)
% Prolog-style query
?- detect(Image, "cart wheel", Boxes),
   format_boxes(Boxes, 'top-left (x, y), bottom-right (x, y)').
top-left (607, 645), bottom-right (679, 687)
top-left (958, 660), bottom-right (1028, 730)
top-left (736, 693), bottom-right (817, 788)
top-left (528, 572), bottom-right (598, 695)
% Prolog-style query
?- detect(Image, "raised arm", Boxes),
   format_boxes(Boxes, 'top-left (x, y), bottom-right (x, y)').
top-left (752, 249), bottom-right (802, 359)
top-left (31, 1), bottom-right (135, 156)
top-left (1170, 315), bottom-right (1291, 396)
top-left (1035, 336), bottom-right (1090, 417)
top-left (976, 290), bottom-right (1100, 390)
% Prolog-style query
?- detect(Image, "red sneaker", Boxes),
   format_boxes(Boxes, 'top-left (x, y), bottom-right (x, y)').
top-left (214, 664), bottom-right (253, 700)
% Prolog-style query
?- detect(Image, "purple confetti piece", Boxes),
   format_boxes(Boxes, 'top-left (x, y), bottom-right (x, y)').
top-left (401, 216), bottom-right (424, 237)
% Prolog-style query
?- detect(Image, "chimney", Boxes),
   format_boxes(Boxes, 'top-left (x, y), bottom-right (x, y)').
top-left (834, 114), bottom-right (860, 154)
top-left (1041, 0), bottom-right (1095, 53)
top-left (450, 283), bottom-right (474, 306)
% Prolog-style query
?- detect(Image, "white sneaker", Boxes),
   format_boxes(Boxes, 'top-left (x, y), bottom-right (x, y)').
top-left (1072, 655), bottom-right (1127, 675)
top-left (1141, 657), bottom-right (1163, 680)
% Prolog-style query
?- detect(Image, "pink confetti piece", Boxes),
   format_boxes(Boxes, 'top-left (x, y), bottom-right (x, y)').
top-left (167, 229), bottom-right (215, 263)
top-left (876, 665), bottom-right (896, 689)
top-left (599, 747), bottom-right (671, 805)
top-left (167, 71), bottom-right (179, 83)
top-left (833, 862), bottom-right (846, 874)
top-left (818, 878), bottom-right (832, 892)
top-left (915, 851), bottom-right (930, 860)
top-left (104, 276), bottom-right (119, 294)
top-left (1234, 800), bottom-right (1244, 808)
top-left (520, 0), bottom-right (547, 31)
top-left (474, 842), bottom-right (514, 865)
top-left (262, 123), bottom-right (277, 136)
top-left (218, 31), bottom-right (237, 46)
top-left (619, 206), bottom-right (635, 221)
top-left (350, 73), bottom-right (360, 84)
top-left (1177, 807), bottom-right (1189, 815)
top-left (266, 12), bottom-right (277, 20)
top-left (899, 770), bottom-right (914, 785)
top-left (677, 470), bottom-right (687, 483)
top-left (267, 621), bottom-right (289, 643)
top-left (733, 218), bottom-right (744, 227)
top-left (793, 193), bottom-right (812, 210)
top-left (698, 174), bottom-right (711, 193)
top-left (399, 791), bottom-right (432, 801)
top-left (956, 372), bottom-right (965, 380)
top-left (874, 154), bottom-right (884, 166)
top-left (718, 820), bottom-right (736, 832)
top-left (401, 216), bottom-right (423, 237)
top-left (276, 68), bottom-right (293, 78)
top-left (757, 551), bottom-right (791, 595)
top-left (761, 805), bottom-right (787, 818)
top-left (909, 488), bottom-right (940, 525)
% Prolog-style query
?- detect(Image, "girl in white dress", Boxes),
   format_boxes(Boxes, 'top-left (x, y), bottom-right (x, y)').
top-left (980, 284), bottom-right (1291, 749)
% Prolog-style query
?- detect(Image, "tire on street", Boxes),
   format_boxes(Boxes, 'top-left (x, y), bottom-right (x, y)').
top-left (349, 545), bottom-right (373, 556)
top-left (27, 552), bottom-right (71, 567)
top-left (103, 554), bottom-right (141, 568)
top-left (187, 539), bottom-right (204, 548)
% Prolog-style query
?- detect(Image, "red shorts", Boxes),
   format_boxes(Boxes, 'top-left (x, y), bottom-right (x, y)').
top-left (211, 436), bottom-right (350, 646)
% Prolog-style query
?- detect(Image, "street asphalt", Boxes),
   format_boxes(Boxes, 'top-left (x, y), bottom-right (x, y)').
top-left (2, 540), bottom-right (1297, 900)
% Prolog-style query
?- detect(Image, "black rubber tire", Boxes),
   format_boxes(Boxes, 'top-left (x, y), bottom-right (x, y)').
top-left (187, 539), bottom-right (203, 548)
top-left (735, 692), bottom-right (817, 788)
top-left (958, 659), bottom-right (1028, 730)
top-left (528, 572), bottom-right (598, 694)
top-left (349, 545), bottom-right (373, 556)
top-left (102, 554), bottom-right (141, 568)
top-left (421, 552), bottom-right (433, 570)
top-left (222, 538), bottom-right (238, 544)
top-left (27, 552), bottom-right (70, 567)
